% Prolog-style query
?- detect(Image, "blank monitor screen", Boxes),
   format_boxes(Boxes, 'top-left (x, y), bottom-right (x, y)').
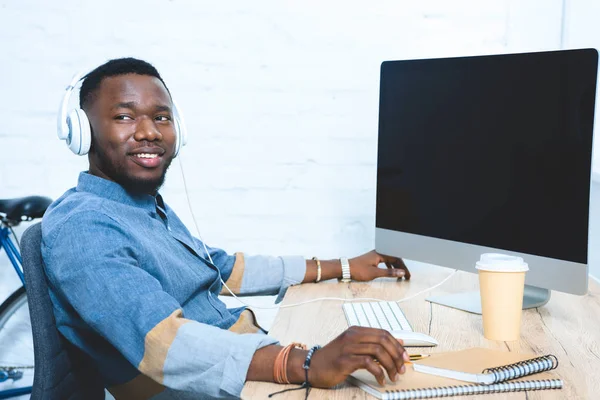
top-left (376, 49), bottom-right (598, 265)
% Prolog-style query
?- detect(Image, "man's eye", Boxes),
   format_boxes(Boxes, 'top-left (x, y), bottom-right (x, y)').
top-left (115, 115), bottom-right (133, 120)
top-left (156, 115), bottom-right (171, 122)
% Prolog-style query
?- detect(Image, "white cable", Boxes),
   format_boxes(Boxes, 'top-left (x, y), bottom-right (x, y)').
top-left (177, 153), bottom-right (206, 251)
top-left (279, 269), bottom-right (458, 309)
top-left (177, 154), bottom-right (458, 309)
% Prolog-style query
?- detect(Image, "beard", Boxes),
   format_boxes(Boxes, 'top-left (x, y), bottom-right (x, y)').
top-left (91, 143), bottom-right (173, 196)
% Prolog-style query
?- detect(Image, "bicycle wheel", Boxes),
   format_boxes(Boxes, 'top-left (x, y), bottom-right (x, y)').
top-left (0, 286), bottom-right (33, 397)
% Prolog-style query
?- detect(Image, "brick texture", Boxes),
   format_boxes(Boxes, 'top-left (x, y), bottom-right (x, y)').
top-left (1, 1), bottom-right (595, 270)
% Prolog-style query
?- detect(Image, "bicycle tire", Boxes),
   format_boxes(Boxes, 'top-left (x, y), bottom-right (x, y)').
top-left (0, 286), bottom-right (33, 398)
top-left (0, 287), bottom-right (27, 329)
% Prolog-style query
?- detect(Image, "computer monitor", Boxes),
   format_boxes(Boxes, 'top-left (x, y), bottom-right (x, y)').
top-left (375, 49), bottom-right (598, 313)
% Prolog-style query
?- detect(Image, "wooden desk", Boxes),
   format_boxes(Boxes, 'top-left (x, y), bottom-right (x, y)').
top-left (242, 262), bottom-right (600, 399)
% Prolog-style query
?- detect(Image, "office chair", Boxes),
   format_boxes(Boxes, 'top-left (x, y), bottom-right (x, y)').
top-left (20, 222), bottom-right (105, 400)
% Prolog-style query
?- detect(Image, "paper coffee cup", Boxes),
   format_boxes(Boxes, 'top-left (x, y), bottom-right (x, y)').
top-left (476, 253), bottom-right (529, 341)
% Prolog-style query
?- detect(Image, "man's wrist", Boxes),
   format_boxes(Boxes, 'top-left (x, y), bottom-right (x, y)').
top-left (287, 348), bottom-right (309, 383)
top-left (320, 259), bottom-right (343, 280)
top-left (303, 259), bottom-right (346, 282)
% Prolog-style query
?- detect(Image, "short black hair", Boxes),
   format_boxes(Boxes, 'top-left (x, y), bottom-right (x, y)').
top-left (79, 57), bottom-right (169, 110)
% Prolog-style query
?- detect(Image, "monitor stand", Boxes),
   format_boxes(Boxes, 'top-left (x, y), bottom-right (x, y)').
top-left (425, 285), bottom-right (551, 314)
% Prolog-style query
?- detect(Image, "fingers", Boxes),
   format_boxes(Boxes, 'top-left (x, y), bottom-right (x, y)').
top-left (343, 327), bottom-right (408, 376)
top-left (345, 343), bottom-right (400, 382)
top-left (352, 355), bottom-right (387, 386)
top-left (384, 262), bottom-right (406, 279)
top-left (367, 328), bottom-right (409, 374)
top-left (327, 327), bottom-right (410, 388)
top-left (395, 258), bottom-right (411, 280)
top-left (382, 257), bottom-right (411, 280)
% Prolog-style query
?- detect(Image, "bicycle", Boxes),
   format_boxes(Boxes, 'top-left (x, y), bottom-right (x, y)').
top-left (0, 196), bottom-right (52, 400)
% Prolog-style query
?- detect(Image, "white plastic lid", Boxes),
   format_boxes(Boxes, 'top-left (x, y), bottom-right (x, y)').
top-left (475, 253), bottom-right (529, 272)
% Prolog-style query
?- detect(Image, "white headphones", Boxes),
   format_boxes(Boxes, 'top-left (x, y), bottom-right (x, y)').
top-left (57, 70), bottom-right (188, 156)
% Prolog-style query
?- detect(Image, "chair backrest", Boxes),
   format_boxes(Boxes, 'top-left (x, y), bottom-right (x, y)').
top-left (21, 222), bottom-right (105, 400)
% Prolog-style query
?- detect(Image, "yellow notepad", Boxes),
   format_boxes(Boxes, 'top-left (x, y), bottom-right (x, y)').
top-left (348, 348), bottom-right (562, 400)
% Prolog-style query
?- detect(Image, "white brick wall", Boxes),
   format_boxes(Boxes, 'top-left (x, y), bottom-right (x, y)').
top-left (2, 0), bottom-right (574, 260)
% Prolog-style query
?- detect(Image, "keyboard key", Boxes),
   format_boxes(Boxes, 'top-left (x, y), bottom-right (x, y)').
top-left (343, 303), bottom-right (360, 327)
top-left (372, 302), bottom-right (393, 331)
top-left (354, 303), bottom-right (370, 327)
top-left (343, 301), bottom-right (413, 333)
top-left (362, 303), bottom-right (381, 329)
top-left (380, 302), bottom-right (403, 330)
top-left (388, 301), bottom-right (412, 331)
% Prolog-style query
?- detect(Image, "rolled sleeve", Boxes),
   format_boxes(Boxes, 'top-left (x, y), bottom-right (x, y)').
top-left (239, 255), bottom-right (306, 303)
top-left (276, 255), bottom-right (306, 302)
top-left (163, 323), bottom-right (278, 398)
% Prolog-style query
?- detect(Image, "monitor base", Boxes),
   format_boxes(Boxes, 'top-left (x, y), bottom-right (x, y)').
top-left (425, 285), bottom-right (551, 314)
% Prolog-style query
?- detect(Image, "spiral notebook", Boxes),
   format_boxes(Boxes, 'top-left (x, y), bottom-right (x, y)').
top-left (348, 348), bottom-right (563, 400)
top-left (413, 348), bottom-right (559, 384)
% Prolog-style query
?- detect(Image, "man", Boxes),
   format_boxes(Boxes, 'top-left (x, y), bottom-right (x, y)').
top-left (42, 58), bottom-right (412, 399)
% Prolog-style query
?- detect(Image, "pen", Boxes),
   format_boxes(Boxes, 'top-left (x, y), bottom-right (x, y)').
top-left (405, 354), bottom-right (430, 364)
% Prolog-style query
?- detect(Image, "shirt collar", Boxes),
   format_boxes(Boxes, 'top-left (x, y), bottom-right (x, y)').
top-left (76, 171), bottom-right (159, 211)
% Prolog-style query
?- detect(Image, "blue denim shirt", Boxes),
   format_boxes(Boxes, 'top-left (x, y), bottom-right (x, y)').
top-left (41, 172), bottom-right (306, 399)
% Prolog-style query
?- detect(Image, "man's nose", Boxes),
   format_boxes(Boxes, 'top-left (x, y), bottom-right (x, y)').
top-left (134, 117), bottom-right (163, 142)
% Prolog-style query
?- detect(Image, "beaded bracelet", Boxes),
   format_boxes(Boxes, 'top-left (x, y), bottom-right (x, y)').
top-left (303, 345), bottom-right (321, 382)
top-left (269, 345), bottom-right (322, 399)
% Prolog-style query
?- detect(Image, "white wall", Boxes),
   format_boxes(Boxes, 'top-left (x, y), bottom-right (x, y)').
top-left (2, 0), bottom-right (573, 257)
top-left (1, 0), bottom-right (598, 279)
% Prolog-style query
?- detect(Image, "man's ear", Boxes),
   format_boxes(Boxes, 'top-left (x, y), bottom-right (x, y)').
top-left (86, 115), bottom-right (101, 156)
top-left (88, 135), bottom-right (96, 154)
top-left (86, 111), bottom-right (99, 155)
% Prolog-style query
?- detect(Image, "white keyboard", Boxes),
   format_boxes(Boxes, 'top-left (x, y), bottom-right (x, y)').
top-left (343, 301), bottom-right (413, 332)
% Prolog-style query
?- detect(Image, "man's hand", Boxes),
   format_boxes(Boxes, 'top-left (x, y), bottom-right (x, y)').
top-left (308, 326), bottom-right (410, 387)
top-left (349, 250), bottom-right (411, 282)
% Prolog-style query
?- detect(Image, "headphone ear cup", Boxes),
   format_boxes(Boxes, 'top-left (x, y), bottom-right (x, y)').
top-left (66, 109), bottom-right (91, 155)
top-left (173, 117), bottom-right (182, 157)
top-left (179, 117), bottom-right (187, 147)
top-left (77, 109), bottom-right (92, 155)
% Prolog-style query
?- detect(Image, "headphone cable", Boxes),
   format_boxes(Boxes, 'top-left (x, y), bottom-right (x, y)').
top-left (177, 153), bottom-right (457, 310)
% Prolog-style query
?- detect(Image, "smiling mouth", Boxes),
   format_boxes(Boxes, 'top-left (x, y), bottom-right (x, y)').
top-left (129, 152), bottom-right (164, 168)
top-left (132, 153), bottom-right (159, 159)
